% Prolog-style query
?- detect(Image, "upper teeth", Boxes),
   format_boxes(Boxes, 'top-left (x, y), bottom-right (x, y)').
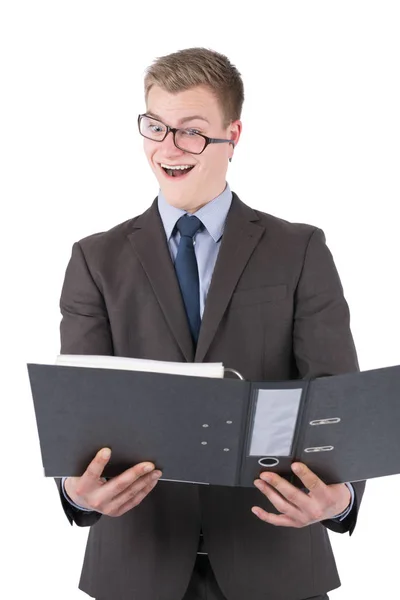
top-left (161, 164), bottom-right (193, 170)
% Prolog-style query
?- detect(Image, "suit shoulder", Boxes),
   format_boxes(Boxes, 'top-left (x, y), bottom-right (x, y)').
top-left (75, 216), bottom-right (136, 251)
top-left (252, 207), bottom-right (323, 243)
top-left (71, 203), bottom-right (152, 259)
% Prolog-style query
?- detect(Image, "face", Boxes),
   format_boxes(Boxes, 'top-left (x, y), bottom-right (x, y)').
top-left (143, 85), bottom-right (241, 213)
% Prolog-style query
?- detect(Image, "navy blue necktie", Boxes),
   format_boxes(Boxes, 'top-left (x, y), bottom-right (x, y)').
top-left (174, 214), bottom-right (203, 344)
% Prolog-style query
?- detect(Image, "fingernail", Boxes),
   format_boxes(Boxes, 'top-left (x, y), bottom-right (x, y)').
top-left (143, 464), bottom-right (154, 473)
top-left (101, 448), bottom-right (111, 459)
top-left (152, 471), bottom-right (162, 480)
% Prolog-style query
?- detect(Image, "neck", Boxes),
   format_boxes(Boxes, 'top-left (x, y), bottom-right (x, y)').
top-left (185, 202), bottom-right (208, 214)
top-left (164, 182), bottom-right (227, 214)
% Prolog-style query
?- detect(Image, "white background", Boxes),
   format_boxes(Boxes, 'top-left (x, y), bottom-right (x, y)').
top-left (1, 1), bottom-right (399, 598)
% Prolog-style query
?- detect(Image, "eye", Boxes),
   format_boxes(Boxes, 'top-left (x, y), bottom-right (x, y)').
top-left (182, 128), bottom-right (201, 136)
top-left (142, 117), bottom-right (166, 134)
top-left (149, 124), bottom-right (165, 133)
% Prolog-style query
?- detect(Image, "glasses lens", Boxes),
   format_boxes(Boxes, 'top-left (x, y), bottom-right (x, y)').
top-left (139, 116), bottom-right (206, 154)
top-left (175, 130), bottom-right (206, 154)
top-left (139, 116), bottom-right (167, 141)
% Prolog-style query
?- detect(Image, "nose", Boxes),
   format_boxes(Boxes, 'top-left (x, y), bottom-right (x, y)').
top-left (161, 130), bottom-right (186, 156)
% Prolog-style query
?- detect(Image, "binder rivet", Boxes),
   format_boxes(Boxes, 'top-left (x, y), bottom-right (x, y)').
top-left (226, 420), bottom-right (232, 424)
top-left (201, 441), bottom-right (208, 445)
top-left (223, 448), bottom-right (230, 452)
top-left (202, 424), bottom-right (209, 428)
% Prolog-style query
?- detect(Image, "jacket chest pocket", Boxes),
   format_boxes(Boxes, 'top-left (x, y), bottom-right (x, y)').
top-left (229, 283), bottom-right (287, 309)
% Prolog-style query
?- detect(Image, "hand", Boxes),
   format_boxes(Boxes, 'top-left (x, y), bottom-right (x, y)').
top-left (64, 448), bottom-right (162, 517)
top-left (252, 462), bottom-right (351, 527)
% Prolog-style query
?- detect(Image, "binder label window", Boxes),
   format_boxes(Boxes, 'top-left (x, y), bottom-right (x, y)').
top-left (249, 388), bottom-right (303, 456)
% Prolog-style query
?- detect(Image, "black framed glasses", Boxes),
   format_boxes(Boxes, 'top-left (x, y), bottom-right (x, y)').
top-left (138, 113), bottom-right (234, 155)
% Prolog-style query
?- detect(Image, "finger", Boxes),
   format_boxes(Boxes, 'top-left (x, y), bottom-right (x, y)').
top-left (90, 471), bottom-right (148, 513)
top-left (258, 471), bottom-right (312, 513)
top-left (290, 462), bottom-right (327, 499)
top-left (112, 469), bottom-right (162, 505)
top-left (98, 470), bottom-right (162, 513)
top-left (117, 478), bottom-right (160, 516)
top-left (251, 506), bottom-right (300, 528)
top-left (75, 448), bottom-right (113, 496)
top-left (109, 475), bottom-right (161, 517)
top-left (105, 462), bottom-right (157, 499)
top-left (254, 479), bottom-right (301, 519)
top-left (81, 448), bottom-right (113, 485)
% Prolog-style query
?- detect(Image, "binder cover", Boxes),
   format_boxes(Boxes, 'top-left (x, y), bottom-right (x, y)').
top-left (27, 363), bottom-right (400, 487)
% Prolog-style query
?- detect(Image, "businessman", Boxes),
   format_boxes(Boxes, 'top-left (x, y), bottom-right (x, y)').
top-left (56, 47), bottom-right (366, 600)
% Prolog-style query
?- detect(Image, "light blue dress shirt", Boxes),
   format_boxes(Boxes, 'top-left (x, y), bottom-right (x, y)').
top-left (62, 181), bottom-right (354, 521)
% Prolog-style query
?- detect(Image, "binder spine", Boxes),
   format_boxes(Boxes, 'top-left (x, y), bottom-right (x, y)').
top-left (234, 383), bottom-right (253, 486)
top-left (291, 378), bottom-right (312, 462)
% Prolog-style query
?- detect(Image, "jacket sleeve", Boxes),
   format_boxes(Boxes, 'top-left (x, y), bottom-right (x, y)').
top-left (54, 477), bottom-right (102, 527)
top-left (56, 240), bottom-right (114, 526)
top-left (60, 241), bottom-right (114, 356)
top-left (293, 227), bottom-right (366, 535)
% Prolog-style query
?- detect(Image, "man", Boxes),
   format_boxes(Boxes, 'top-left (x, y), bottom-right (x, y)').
top-left (56, 47), bottom-right (365, 600)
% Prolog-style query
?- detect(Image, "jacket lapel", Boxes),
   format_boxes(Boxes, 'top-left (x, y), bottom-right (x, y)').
top-left (127, 193), bottom-right (265, 365)
top-left (127, 199), bottom-right (195, 362)
top-left (195, 193), bottom-right (266, 363)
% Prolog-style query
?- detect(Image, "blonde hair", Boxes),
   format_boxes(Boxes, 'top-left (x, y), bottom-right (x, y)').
top-left (144, 47), bottom-right (244, 129)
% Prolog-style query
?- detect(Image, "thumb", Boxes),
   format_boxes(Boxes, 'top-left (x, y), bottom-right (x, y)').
top-left (84, 447), bottom-right (112, 483)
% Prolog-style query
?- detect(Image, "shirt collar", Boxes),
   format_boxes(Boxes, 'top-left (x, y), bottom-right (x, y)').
top-left (157, 182), bottom-right (233, 243)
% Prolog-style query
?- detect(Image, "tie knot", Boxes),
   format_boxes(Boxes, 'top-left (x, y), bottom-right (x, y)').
top-left (175, 215), bottom-right (203, 239)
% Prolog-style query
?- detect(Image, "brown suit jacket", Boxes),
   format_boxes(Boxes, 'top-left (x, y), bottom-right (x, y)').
top-left (55, 192), bottom-right (366, 600)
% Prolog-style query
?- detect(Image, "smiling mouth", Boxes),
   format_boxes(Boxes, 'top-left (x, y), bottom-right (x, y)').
top-left (159, 164), bottom-right (195, 179)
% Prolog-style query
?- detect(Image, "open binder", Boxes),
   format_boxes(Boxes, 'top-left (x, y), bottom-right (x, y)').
top-left (27, 359), bottom-right (400, 487)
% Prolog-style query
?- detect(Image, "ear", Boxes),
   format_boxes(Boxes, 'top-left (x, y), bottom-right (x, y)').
top-left (229, 140), bottom-right (235, 162)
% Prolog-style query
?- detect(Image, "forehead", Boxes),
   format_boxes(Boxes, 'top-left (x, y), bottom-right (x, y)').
top-left (146, 84), bottom-right (223, 126)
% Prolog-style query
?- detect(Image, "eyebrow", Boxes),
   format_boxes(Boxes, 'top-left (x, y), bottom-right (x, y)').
top-left (146, 112), bottom-right (209, 125)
